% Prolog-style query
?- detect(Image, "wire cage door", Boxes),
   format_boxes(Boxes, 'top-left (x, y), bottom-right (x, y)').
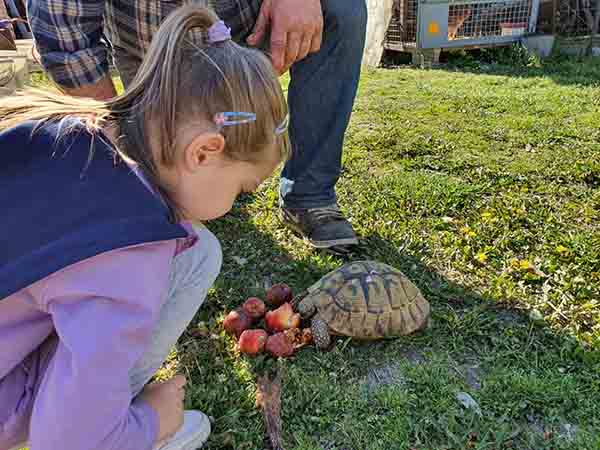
top-left (417, 0), bottom-right (540, 48)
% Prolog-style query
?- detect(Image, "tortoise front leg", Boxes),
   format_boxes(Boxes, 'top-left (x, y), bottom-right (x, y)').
top-left (311, 316), bottom-right (331, 350)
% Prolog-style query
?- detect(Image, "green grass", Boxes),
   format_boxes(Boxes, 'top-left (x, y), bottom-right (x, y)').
top-left (29, 56), bottom-right (600, 449)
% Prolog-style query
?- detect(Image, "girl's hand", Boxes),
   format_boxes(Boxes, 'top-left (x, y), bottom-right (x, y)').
top-left (140, 375), bottom-right (186, 443)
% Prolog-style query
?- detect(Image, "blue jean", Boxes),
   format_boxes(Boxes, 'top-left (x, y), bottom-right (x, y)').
top-left (114, 0), bottom-right (368, 210)
top-left (280, 0), bottom-right (368, 209)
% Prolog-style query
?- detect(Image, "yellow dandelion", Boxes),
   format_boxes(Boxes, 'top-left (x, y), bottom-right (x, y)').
top-left (475, 252), bottom-right (488, 264)
top-left (555, 245), bottom-right (569, 255)
top-left (519, 260), bottom-right (532, 271)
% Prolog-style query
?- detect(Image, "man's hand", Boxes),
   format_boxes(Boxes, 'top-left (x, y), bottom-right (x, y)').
top-left (247, 0), bottom-right (323, 75)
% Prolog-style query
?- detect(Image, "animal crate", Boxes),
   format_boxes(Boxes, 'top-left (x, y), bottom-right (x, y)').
top-left (385, 0), bottom-right (541, 59)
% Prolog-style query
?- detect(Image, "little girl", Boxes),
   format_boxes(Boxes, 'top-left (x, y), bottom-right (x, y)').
top-left (0, 5), bottom-right (288, 450)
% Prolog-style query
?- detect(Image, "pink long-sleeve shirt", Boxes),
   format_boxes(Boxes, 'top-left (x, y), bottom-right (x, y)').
top-left (0, 221), bottom-right (198, 450)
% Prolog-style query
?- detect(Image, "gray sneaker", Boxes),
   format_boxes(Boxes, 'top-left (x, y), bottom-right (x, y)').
top-left (280, 204), bottom-right (359, 250)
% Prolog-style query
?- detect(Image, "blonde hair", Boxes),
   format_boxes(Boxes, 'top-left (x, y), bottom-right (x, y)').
top-left (0, 5), bottom-right (289, 219)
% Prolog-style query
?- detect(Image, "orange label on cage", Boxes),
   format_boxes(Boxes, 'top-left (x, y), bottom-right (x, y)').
top-left (428, 22), bottom-right (440, 34)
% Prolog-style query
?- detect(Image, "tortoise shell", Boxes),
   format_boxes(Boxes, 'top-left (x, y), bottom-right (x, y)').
top-left (304, 260), bottom-right (430, 339)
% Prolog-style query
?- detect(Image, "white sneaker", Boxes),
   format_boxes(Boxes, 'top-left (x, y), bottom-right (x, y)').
top-left (154, 410), bottom-right (211, 450)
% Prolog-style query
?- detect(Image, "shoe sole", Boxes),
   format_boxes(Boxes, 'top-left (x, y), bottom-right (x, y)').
top-left (280, 213), bottom-right (359, 248)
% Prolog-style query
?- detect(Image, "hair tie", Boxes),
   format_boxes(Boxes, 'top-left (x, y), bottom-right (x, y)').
top-left (208, 20), bottom-right (231, 44)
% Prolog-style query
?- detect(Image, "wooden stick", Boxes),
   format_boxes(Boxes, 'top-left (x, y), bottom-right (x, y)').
top-left (256, 371), bottom-right (284, 450)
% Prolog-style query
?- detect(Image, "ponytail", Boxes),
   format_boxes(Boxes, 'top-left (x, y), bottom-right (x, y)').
top-left (0, 4), bottom-right (289, 220)
top-left (111, 6), bottom-right (221, 163)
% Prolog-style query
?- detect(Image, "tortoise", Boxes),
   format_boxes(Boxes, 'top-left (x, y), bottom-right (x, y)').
top-left (294, 260), bottom-right (431, 349)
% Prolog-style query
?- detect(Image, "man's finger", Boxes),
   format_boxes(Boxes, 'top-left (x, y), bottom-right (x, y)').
top-left (309, 28), bottom-right (322, 54)
top-left (247, 1), bottom-right (271, 45)
top-left (297, 32), bottom-right (312, 62)
top-left (270, 23), bottom-right (288, 73)
top-left (285, 31), bottom-right (302, 68)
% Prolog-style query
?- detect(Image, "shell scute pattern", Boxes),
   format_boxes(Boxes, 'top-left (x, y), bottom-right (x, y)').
top-left (308, 260), bottom-right (431, 339)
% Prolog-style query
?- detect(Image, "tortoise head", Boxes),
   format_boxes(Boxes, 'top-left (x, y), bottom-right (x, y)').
top-left (295, 294), bottom-right (317, 319)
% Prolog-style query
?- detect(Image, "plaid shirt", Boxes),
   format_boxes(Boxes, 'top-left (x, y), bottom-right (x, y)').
top-left (27, 0), bottom-right (262, 88)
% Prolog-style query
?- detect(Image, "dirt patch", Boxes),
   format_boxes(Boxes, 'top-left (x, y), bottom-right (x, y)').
top-left (400, 348), bottom-right (427, 365)
top-left (526, 414), bottom-right (580, 442)
top-left (363, 363), bottom-right (406, 392)
top-left (457, 363), bottom-right (483, 391)
top-left (494, 309), bottom-right (526, 326)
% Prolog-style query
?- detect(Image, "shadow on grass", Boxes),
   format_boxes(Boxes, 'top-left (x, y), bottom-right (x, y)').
top-left (171, 197), bottom-right (599, 450)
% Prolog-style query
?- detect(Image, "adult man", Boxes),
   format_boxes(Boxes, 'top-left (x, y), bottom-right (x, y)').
top-left (28, 0), bottom-right (367, 253)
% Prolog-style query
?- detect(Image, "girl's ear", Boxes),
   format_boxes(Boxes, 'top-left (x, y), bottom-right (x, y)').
top-left (183, 132), bottom-right (226, 171)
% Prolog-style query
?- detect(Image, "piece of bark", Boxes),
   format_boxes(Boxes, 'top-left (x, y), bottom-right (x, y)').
top-left (256, 371), bottom-right (284, 450)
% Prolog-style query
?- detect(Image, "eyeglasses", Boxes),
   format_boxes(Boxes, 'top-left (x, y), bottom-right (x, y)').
top-left (213, 112), bottom-right (289, 136)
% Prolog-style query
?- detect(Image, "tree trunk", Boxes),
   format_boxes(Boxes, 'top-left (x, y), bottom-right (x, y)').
top-left (363, 0), bottom-right (394, 67)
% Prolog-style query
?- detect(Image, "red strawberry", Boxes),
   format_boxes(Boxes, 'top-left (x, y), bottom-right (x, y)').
top-left (242, 297), bottom-right (266, 320)
top-left (238, 329), bottom-right (268, 355)
top-left (223, 309), bottom-right (252, 338)
top-left (266, 332), bottom-right (295, 358)
top-left (265, 283), bottom-right (293, 307)
top-left (265, 303), bottom-right (301, 332)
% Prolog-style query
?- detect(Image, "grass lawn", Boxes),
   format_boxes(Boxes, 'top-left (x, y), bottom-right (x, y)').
top-left (29, 55), bottom-right (599, 449)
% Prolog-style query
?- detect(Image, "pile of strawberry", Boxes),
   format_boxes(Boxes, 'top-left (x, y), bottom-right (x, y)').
top-left (222, 283), bottom-right (313, 358)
